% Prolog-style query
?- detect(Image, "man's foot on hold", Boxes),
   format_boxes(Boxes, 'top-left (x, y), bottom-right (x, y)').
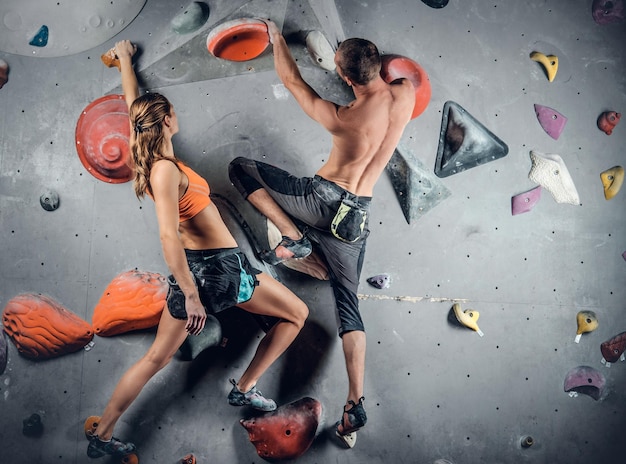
top-left (336, 397), bottom-right (367, 436)
top-left (227, 378), bottom-right (277, 411)
top-left (87, 435), bottom-right (136, 459)
top-left (260, 235), bottom-right (312, 265)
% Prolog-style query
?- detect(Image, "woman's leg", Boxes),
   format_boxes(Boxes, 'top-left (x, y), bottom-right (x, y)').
top-left (93, 309), bottom-right (188, 440)
top-left (234, 273), bottom-right (308, 392)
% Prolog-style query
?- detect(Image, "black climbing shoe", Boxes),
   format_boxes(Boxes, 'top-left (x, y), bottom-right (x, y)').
top-left (260, 235), bottom-right (312, 265)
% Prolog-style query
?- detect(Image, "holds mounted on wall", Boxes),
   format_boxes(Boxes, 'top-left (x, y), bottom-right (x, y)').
top-left (434, 101), bottom-right (509, 178)
top-left (528, 150), bottom-right (580, 205)
top-left (597, 111), bottom-right (621, 135)
top-left (534, 104), bottom-right (567, 140)
top-left (100, 47), bottom-right (120, 70)
top-left (0, 331), bottom-right (7, 375)
top-left (0, 59), bottom-right (8, 89)
top-left (385, 145), bottom-right (451, 223)
top-left (75, 94), bottom-right (132, 183)
top-left (39, 190), bottom-right (60, 211)
top-left (511, 186), bottom-right (542, 216)
top-left (240, 397), bottom-right (322, 460)
top-left (3, 293), bottom-right (93, 359)
top-left (600, 166), bottom-right (624, 200)
top-left (564, 365), bottom-right (606, 400)
top-left (305, 30), bottom-right (336, 71)
top-left (179, 454), bottom-right (196, 464)
top-left (421, 0), bottom-right (449, 8)
top-left (600, 331), bottom-right (626, 366)
top-left (592, 0), bottom-right (625, 24)
top-left (367, 274), bottom-right (391, 289)
top-left (22, 413), bottom-right (44, 437)
top-left (575, 310), bottom-right (598, 343)
top-left (172, 2), bottom-right (210, 34)
top-left (380, 54), bottom-right (431, 119)
top-left (530, 51), bottom-right (558, 82)
top-left (29, 25), bottom-right (49, 47)
top-left (452, 303), bottom-right (484, 336)
top-left (178, 314), bottom-right (223, 360)
top-left (92, 270), bottom-right (168, 336)
top-left (206, 18), bottom-right (270, 61)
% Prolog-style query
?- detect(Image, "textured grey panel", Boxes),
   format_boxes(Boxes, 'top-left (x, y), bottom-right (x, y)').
top-left (0, 0), bottom-right (625, 463)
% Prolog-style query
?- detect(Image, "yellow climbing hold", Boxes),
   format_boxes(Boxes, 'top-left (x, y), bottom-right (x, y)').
top-left (452, 303), bottom-right (484, 336)
top-left (530, 51), bottom-right (558, 82)
top-left (575, 310), bottom-right (598, 343)
top-left (600, 165), bottom-right (624, 200)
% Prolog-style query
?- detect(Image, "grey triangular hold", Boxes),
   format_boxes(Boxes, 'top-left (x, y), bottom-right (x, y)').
top-left (386, 145), bottom-right (452, 224)
top-left (434, 101), bottom-right (509, 178)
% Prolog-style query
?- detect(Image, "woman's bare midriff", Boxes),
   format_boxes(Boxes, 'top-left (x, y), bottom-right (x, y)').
top-left (178, 202), bottom-right (238, 250)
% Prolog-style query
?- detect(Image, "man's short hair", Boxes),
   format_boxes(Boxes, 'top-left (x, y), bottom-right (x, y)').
top-left (336, 38), bottom-right (381, 86)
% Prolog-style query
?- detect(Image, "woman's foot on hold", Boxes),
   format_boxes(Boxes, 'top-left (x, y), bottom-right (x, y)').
top-left (87, 435), bottom-right (136, 459)
top-left (227, 378), bottom-right (277, 411)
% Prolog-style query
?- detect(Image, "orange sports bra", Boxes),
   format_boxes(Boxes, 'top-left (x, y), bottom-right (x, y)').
top-left (176, 161), bottom-right (211, 222)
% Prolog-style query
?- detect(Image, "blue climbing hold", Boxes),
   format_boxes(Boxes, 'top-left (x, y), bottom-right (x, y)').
top-left (29, 25), bottom-right (49, 47)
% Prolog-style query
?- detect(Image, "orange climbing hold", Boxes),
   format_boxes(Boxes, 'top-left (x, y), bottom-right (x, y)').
top-left (92, 270), bottom-right (168, 336)
top-left (380, 54), bottom-right (431, 119)
top-left (206, 18), bottom-right (270, 61)
top-left (3, 294), bottom-right (93, 359)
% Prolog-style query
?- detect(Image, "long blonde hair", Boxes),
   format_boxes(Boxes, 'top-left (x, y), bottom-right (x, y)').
top-left (128, 93), bottom-right (178, 198)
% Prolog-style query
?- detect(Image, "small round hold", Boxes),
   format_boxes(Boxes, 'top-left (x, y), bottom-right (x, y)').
top-left (23, 413), bottom-right (44, 437)
top-left (521, 435), bottom-right (534, 448)
top-left (40, 190), bottom-right (60, 211)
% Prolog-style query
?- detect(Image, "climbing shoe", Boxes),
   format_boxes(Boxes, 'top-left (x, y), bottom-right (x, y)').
top-left (87, 435), bottom-right (136, 459)
top-left (260, 235), bottom-right (312, 265)
top-left (336, 396), bottom-right (367, 435)
top-left (227, 378), bottom-right (277, 411)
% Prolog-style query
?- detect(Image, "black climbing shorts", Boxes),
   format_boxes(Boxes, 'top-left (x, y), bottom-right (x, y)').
top-left (166, 247), bottom-right (260, 320)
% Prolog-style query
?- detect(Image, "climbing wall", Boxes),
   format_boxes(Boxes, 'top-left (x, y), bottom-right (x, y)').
top-left (0, 0), bottom-right (625, 463)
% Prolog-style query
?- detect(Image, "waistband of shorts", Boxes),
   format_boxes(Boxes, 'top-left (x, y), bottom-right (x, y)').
top-left (313, 175), bottom-right (372, 204)
top-left (184, 247), bottom-right (240, 260)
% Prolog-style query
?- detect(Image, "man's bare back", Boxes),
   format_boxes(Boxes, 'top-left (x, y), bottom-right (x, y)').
top-left (316, 77), bottom-right (415, 196)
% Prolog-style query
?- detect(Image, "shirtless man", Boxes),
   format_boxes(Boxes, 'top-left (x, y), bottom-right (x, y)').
top-left (229, 21), bottom-right (415, 439)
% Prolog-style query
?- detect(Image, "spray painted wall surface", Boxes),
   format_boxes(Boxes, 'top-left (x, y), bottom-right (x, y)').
top-left (1, 0), bottom-right (625, 463)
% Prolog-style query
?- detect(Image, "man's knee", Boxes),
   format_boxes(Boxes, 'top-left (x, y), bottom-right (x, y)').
top-left (229, 157), bottom-right (261, 198)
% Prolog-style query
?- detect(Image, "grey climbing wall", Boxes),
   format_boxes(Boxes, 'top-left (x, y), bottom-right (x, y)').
top-left (1, 0), bottom-right (625, 463)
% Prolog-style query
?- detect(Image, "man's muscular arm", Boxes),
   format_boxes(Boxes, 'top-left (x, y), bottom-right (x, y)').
top-left (265, 20), bottom-right (341, 132)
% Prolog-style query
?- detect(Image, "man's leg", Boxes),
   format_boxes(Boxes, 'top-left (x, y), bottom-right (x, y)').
top-left (229, 157), bottom-right (329, 261)
top-left (247, 189), bottom-right (305, 260)
top-left (342, 330), bottom-right (366, 406)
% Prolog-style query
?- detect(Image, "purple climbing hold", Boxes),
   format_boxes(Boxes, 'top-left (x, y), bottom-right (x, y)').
top-left (511, 186), bottom-right (542, 215)
top-left (592, 0), bottom-right (625, 24)
top-left (367, 274), bottom-right (391, 289)
top-left (622, 250), bottom-right (626, 261)
top-left (564, 365), bottom-right (606, 400)
top-left (534, 104), bottom-right (567, 140)
top-left (29, 25), bottom-right (49, 47)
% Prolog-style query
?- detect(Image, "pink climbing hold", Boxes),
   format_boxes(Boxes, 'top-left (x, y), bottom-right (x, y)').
top-left (511, 186), bottom-right (542, 215)
top-left (592, 0), bottom-right (625, 24)
top-left (534, 104), bottom-right (567, 140)
top-left (563, 365), bottom-right (606, 400)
